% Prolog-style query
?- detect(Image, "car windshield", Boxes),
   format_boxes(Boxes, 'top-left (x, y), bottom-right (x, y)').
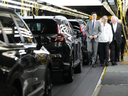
top-left (69, 21), bottom-right (86, 32)
top-left (0, 11), bottom-right (35, 45)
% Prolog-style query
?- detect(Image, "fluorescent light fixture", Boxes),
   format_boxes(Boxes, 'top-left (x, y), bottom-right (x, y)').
top-left (102, 1), bottom-right (115, 16)
top-left (0, 3), bottom-right (30, 10)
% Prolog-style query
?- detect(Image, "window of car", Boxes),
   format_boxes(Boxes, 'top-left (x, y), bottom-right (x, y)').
top-left (62, 20), bottom-right (74, 35)
top-left (0, 11), bottom-right (35, 44)
top-left (24, 19), bottom-right (57, 34)
top-left (69, 21), bottom-right (86, 32)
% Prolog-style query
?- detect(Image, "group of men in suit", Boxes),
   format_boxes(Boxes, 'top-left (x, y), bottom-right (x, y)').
top-left (85, 12), bottom-right (124, 67)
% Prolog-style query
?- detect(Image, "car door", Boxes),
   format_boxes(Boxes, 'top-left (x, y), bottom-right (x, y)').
top-left (67, 22), bottom-right (79, 61)
top-left (11, 14), bottom-right (38, 95)
top-left (30, 47), bottom-right (50, 96)
top-left (0, 12), bottom-right (36, 96)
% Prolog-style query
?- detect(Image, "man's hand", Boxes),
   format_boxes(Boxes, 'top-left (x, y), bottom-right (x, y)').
top-left (89, 36), bottom-right (94, 39)
top-left (108, 41), bottom-right (111, 44)
top-left (93, 35), bottom-right (98, 39)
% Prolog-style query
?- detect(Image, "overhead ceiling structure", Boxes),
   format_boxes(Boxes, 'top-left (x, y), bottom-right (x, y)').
top-left (1, 0), bottom-right (127, 21)
top-left (0, 0), bottom-right (90, 18)
top-left (41, 0), bottom-right (112, 18)
top-left (102, 0), bottom-right (128, 22)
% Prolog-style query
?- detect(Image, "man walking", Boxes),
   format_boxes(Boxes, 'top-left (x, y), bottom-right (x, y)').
top-left (85, 12), bottom-right (102, 67)
top-left (117, 19), bottom-right (127, 61)
top-left (98, 16), bottom-right (113, 66)
top-left (110, 16), bottom-right (123, 65)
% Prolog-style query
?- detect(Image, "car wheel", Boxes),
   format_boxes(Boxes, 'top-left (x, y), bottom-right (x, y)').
top-left (63, 55), bottom-right (74, 83)
top-left (75, 49), bottom-right (83, 73)
top-left (44, 68), bottom-right (52, 96)
top-left (8, 86), bottom-right (20, 96)
top-left (82, 50), bottom-right (89, 65)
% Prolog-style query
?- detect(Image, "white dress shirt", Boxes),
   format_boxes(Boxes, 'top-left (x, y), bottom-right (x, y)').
top-left (99, 23), bottom-right (113, 42)
top-left (112, 22), bottom-right (117, 33)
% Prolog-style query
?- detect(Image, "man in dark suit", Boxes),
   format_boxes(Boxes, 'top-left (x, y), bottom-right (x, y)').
top-left (117, 20), bottom-right (127, 61)
top-left (85, 12), bottom-right (102, 67)
top-left (110, 16), bottom-right (123, 65)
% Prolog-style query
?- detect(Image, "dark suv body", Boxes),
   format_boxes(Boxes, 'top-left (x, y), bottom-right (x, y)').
top-left (23, 16), bottom-right (83, 83)
top-left (0, 7), bottom-right (52, 96)
top-left (68, 19), bottom-right (89, 64)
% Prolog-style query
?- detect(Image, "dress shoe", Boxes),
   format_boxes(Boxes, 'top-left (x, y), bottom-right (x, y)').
top-left (88, 62), bottom-right (92, 66)
top-left (112, 62), bottom-right (115, 66)
top-left (92, 64), bottom-right (96, 67)
top-left (112, 62), bottom-right (117, 65)
top-left (114, 62), bottom-right (117, 65)
top-left (92, 63), bottom-right (96, 67)
top-left (116, 59), bottom-right (119, 62)
top-left (100, 63), bottom-right (104, 66)
top-left (105, 62), bottom-right (109, 66)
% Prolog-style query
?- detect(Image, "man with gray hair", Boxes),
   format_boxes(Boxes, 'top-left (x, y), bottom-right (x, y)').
top-left (98, 15), bottom-right (113, 66)
top-left (110, 16), bottom-right (123, 65)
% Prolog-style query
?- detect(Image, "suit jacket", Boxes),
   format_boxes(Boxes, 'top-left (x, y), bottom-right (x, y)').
top-left (85, 20), bottom-right (102, 42)
top-left (110, 23), bottom-right (122, 44)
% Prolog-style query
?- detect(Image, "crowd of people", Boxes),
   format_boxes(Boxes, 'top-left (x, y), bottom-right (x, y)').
top-left (85, 12), bottom-right (127, 67)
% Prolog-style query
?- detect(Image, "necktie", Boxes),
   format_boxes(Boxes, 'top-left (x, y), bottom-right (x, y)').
top-left (92, 21), bottom-right (94, 29)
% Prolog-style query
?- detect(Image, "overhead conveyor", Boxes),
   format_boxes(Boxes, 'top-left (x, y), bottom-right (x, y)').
top-left (0, 0), bottom-right (90, 18)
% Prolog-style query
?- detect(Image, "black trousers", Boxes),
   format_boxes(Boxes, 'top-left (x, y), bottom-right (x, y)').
top-left (99, 42), bottom-right (109, 64)
top-left (121, 41), bottom-right (126, 59)
top-left (110, 40), bottom-right (121, 62)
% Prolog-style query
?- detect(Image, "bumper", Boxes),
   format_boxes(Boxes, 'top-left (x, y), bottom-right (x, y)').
top-left (50, 54), bottom-right (70, 72)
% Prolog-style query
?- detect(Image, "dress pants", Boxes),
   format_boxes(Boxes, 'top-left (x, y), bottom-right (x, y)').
top-left (87, 39), bottom-right (98, 64)
top-left (110, 40), bottom-right (121, 62)
top-left (99, 42), bottom-right (109, 64)
top-left (121, 41), bottom-right (126, 60)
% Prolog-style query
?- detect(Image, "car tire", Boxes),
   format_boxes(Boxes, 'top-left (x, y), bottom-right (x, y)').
top-left (74, 50), bottom-right (83, 73)
top-left (63, 55), bottom-right (74, 83)
top-left (8, 86), bottom-right (20, 96)
top-left (82, 50), bottom-right (89, 65)
top-left (44, 68), bottom-right (52, 96)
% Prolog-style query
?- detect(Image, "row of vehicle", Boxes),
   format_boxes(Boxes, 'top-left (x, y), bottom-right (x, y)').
top-left (0, 7), bottom-right (88, 96)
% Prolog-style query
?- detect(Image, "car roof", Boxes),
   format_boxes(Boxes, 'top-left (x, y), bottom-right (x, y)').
top-left (68, 19), bottom-right (83, 22)
top-left (23, 15), bottom-right (68, 21)
top-left (23, 15), bottom-right (70, 25)
top-left (68, 19), bottom-right (86, 25)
